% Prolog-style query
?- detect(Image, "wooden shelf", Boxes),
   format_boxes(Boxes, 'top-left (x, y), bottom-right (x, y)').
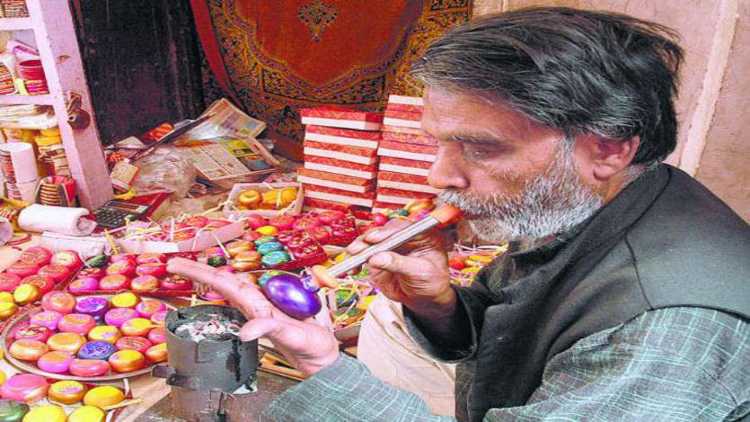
top-left (0, 93), bottom-right (53, 105)
top-left (0, 17), bottom-right (33, 31)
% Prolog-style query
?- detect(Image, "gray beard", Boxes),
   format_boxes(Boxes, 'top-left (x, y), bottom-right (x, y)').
top-left (438, 140), bottom-right (603, 243)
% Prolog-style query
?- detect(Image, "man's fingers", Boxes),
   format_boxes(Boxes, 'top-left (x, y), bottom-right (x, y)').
top-left (239, 318), bottom-right (283, 342)
top-left (167, 257), bottom-right (274, 318)
top-left (364, 219), bottom-right (411, 244)
top-left (369, 251), bottom-right (431, 281)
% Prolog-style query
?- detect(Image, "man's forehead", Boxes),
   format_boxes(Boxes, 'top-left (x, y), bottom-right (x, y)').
top-left (422, 87), bottom-right (540, 141)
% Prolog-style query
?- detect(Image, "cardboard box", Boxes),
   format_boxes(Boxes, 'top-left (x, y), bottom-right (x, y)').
top-left (223, 182), bottom-right (304, 219)
top-left (118, 220), bottom-right (245, 254)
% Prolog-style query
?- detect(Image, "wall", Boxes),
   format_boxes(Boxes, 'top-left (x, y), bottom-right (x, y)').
top-left (473, 0), bottom-right (749, 221)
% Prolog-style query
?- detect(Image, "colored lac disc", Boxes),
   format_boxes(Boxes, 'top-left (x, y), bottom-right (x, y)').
top-left (130, 275), bottom-right (159, 293)
top-left (0, 273), bottom-right (21, 293)
top-left (261, 251), bottom-right (291, 267)
top-left (68, 359), bottom-right (110, 378)
top-left (111, 292), bottom-right (139, 308)
top-left (74, 297), bottom-right (109, 321)
top-left (108, 349), bottom-right (145, 372)
top-left (120, 318), bottom-right (153, 337)
top-left (97, 274), bottom-right (130, 291)
top-left (147, 327), bottom-right (167, 344)
top-left (115, 336), bottom-right (152, 354)
top-left (41, 291), bottom-right (76, 314)
top-left (29, 311), bottom-right (62, 331)
top-left (150, 310), bottom-right (168, 326)
top-left (87, 326), bottom-right (121, 344)
top-left (12, 284), bottom-right (40, 306)
top-left (67, 277), bottom-right (99, 294)
top-left (67, 406), bottom-right (105, 422)
top-left (145, 343), bottom-right (167, 363)
top-left (0, 398), bottom-right (29, 422)
top-left (48, 380), bottom-right (86, 405)
top-left (78, 341), bottom-right (116, 361)
top-left (36, 351), bottom-right (74, 374)
top-left (83, 385), bottom-right (124, 408)
top-left (104, 308), bottom-right (137, 328)
top-left (12, 325), bottom-right (52, 343)
top-left (257, 241), bottom-right (283, 255)
top-left (0, 374), bottom-right (48, 403)
top-left (46, 332), bottom-right (86, 354)
top-left (135, 300), bottom-right (165, 319)
top-left (57, 314), bottom-right (96, 335)
top-left (9, 339), bottom-right (48, 362)
top-left (0, 303), bottom-right (17, 321)
top-left (20, 404), bottom-right (66, 422)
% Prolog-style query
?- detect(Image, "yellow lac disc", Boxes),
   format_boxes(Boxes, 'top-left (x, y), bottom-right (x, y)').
top-left (111, 292), bottom-right (139, 308)
top-left (83, 385), bottom-right (125, 408)
top-left (67, 406), bottom-right (105, 422)
top-left (21, 404), bottom-right (66, 422)
top-left (0, 292), bottom-right (14, 303)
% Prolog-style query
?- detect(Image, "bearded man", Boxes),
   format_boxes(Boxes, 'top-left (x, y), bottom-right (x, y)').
top-left (169, 7), bottom-right (750, 421)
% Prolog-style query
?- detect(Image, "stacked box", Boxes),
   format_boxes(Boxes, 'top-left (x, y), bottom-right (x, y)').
top-left (299, 107), bottom-right (382, 211)
top-left (374, 95), bottom-right (440, 213)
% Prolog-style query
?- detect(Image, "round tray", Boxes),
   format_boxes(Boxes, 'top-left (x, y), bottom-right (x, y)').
top-left (1, 295), bottom-right (174, 382)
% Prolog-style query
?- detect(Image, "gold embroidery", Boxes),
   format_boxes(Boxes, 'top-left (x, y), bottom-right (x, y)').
top-left (297, 0), bottom-right (338, 42)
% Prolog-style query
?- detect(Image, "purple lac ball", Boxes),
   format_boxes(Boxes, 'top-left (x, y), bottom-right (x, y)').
top-left (261, 274), bottom-right (321, 320)
top-left (74, 296), bottom-right (109, 322)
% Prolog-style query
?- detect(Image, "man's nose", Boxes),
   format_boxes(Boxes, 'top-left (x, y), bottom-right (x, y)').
top-left (428, 146), bottom-right (469, 190)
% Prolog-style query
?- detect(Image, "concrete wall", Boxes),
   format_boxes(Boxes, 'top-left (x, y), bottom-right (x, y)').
top-left (474, 0), bottom-right (749, 221)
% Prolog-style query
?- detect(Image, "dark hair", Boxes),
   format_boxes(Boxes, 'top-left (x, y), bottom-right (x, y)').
top-left (412, 7), bottom-right (684, 164)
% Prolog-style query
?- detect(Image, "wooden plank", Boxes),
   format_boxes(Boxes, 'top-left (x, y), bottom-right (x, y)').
top-left (25, 0), bottom-right (113, 209)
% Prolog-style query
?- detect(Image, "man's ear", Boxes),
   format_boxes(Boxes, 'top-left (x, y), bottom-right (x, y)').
top-left (575, 134), bottom-right (640, 181)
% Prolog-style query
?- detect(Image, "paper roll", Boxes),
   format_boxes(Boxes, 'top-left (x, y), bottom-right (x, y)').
top-left (18, 204), bottom-right (96, 236)
top-left (0, 142), bottom-right (38, 183)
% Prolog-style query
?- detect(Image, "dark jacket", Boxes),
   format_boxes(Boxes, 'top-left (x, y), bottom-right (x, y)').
top-left (413, 164), bottom-right (750, 422)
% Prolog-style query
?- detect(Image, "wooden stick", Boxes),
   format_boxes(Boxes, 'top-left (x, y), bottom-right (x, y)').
top-left (102, 397), bottom-right (143, 410)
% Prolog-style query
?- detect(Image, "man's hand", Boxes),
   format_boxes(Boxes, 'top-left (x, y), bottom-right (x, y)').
top-left (167, 258), bottom-right (339, 376)
top-left (346, 219), bottom-right (456, 319)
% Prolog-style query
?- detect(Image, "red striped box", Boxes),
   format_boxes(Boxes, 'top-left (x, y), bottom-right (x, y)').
top-left (375, 187), bottom-right (435, 205)
top-left (304, 125), bottom-right (380, 149)
top-left (304, 184), bottom-right (375, 208)
top-left (304, 156), bottom-right (378, 179)
top-left (382, 125), bottom-right (429, 137)
top-left (378, 140), bottom-right (437, 163)
top-left (377, 171), bottom-right (441, 194)
top-left (381, 130), bottom-right (436, 146)
top-left (297, 168), bottom-right (375, 194)
top-left (385, 103), bottom-right (423, 113)
top-left (388, 95), bottom-right (423, 107)
top-left (303, 197), bottom-right (355, 213)
top-left (300, 106), bottom-right (382, 131)
top-left (383, 109), bottom-right (422, 129)
top-left (304, 140), bottom-right (378, 165)
top-left (378, 156), bottom-right (432, 177)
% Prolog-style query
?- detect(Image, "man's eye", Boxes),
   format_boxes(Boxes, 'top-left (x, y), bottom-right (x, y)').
top-left (462, 144), bottom-right (501, 160)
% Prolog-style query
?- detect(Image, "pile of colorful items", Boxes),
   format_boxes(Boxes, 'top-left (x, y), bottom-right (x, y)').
top-left (0, 90), bottom-right (513, 418)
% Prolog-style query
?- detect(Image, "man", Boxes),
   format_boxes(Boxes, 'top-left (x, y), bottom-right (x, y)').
top-left (169, 7), bottom-right (750, 421)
